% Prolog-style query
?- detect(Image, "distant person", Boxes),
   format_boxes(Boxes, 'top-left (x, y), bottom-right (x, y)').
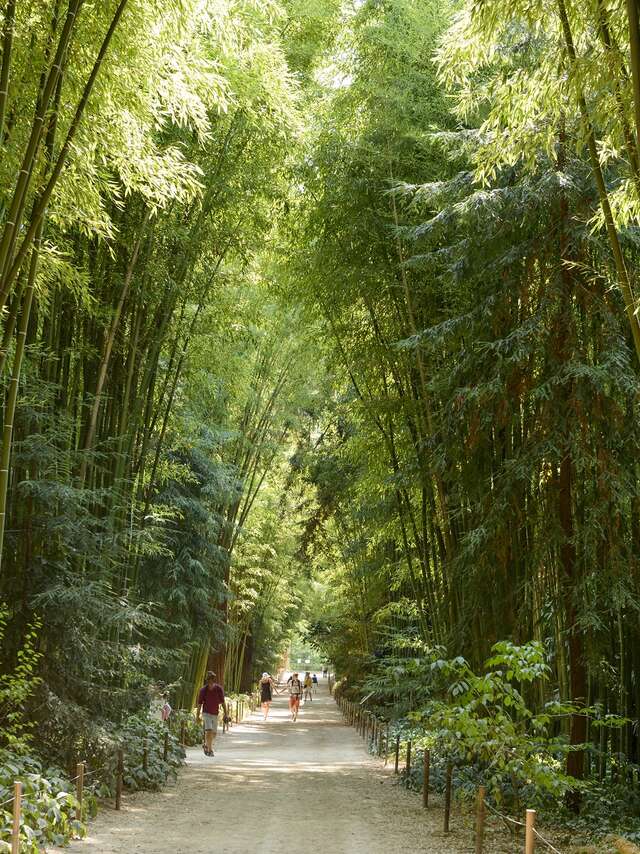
top-left (196, 671), bottom-right (229, 757)
top-left (288, 672), bottom-right (303, 721)
top-left (260, 672), bottom-right (275, 720)
top-left (322, 667), bottom-right (327, 678)
top-left (161, 693), bottom-right (172, 723)
top-left (303, 671), bottom-right (313, 703)
top-left (312, 673), bottom-right (318, 694)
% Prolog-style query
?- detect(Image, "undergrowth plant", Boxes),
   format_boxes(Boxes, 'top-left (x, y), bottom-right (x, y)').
top-left (0, 752), bottom-right (91, 852)
top-left (360, 640), bottom-right (627, 818)
top-left (0, 607), bottom-right (42, 751)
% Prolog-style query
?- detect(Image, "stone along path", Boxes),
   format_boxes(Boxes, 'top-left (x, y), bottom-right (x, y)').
top-left (53, 688), bottom-right (491, 854)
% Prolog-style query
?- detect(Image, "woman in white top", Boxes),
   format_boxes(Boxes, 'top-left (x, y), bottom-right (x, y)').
top-left (288, 672), bottom-right (303, 721)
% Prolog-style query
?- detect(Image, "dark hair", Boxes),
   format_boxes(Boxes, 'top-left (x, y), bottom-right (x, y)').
top-left (206, 671), bottom-right (216, 681)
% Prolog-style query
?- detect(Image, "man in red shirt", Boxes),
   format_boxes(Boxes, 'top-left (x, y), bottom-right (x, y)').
top-left (196, 671), bottom-right (228, 757)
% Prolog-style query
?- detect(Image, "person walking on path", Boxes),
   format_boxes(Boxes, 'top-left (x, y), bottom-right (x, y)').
top-left (303, 671), bottom-right (313, 703)
top-left (259, 672), bottom-right (275, 720)
top-left (312, 673), bottom-right (318, 695)
top-left (196, 671), bottom-right (229, 757)
top-left (288, 672), bottom-right (303, 721)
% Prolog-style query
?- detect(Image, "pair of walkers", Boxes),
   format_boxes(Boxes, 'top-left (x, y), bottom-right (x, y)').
top-left (258, 671), bottom-right (303, 722)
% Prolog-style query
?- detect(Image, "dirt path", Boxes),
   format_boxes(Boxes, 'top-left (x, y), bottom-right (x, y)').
top-left (52, 688), bottom-right (510, 854)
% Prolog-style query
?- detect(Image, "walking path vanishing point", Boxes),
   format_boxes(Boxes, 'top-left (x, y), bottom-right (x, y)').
top-left (52, 688), bottom-right (512, 854)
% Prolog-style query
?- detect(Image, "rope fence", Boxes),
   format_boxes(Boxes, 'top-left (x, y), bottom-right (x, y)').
top-left (333, 691), bottom-right (574, 854)
top-left (482, 795), bottom-right (526, 829)
top-left (532, 825), bottom-right (565, 854)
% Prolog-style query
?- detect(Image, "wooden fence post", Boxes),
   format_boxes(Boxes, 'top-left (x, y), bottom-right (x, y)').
top-left (143, 738), bottom-right (148, 773)
top-left (423, 749), bottom-right (430, 808)
top-left (11, 781), bottom-right (21, 854)
top-left (163, 731), bottom-right (169, 762)
top-left (180, 720), bottom-right (186, 748)
top-left (384, 725), bottom-right (390, 765)
top-left (394, 735), bottom-right (400, 774)
top-left (525, 809), bottom-right (536, 854)
top-left (475, 785), bottom-right (486, 854)
top-left (443, 762), bottom-right (453, 833)
top-left (76, 762), bottom-right (84, 823)
top-left (406, 740), bottom-right (412, 774)
top-left (115, 748), bottom-right (124, 811)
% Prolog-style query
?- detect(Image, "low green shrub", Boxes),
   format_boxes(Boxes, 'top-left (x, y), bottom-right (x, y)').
top-left (117, 716), bottom-right (183, 793)
top-left (0, 750), bottom-right (93, 852)
top-left (0, 713), bottom-right (185, 848)
top-left (170, 709), bottom-right (202, 747)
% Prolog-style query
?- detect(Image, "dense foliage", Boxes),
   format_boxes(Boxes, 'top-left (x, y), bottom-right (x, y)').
top-left (2, 0), bottom-right (640, 845)
top-left (289, 0), bottom-right (640, 833)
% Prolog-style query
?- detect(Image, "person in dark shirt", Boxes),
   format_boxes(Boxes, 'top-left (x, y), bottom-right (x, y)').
top-left (196, 671), bottom-right (228, 757)
top-left (259, 672), bottom-right (275, 720)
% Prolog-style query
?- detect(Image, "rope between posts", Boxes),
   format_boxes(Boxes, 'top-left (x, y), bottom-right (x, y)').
top-left (0, 795), bottom-right (15, 807)
top-left (532, 826), bottom-right (564, 854)
top-left (482, 798), bottom-right (526, 828)
top-left (82, 762), bottom-right (112, 780)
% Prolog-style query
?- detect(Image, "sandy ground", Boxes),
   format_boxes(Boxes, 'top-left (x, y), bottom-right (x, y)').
top-left (50, 688), bottom-right (520, 854)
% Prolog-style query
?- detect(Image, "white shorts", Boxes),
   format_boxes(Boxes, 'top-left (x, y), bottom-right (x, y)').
top-left (202, 712), bottom-right (219, 732)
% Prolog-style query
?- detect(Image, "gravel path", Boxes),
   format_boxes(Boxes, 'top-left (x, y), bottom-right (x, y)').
top-left (51, 688), bottom-right (516, 853)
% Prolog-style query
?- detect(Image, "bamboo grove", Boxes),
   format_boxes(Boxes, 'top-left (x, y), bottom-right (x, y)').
top-left (0, 0), bottom-right (335, 762)
top-left (288, 0), bottom-right (640, 813)
top-left (3, 0), bottom-right (640, 829)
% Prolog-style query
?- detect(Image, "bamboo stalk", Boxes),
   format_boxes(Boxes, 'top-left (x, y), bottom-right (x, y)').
top-left (0, 0), bottom-right (16, 145)
top-left (0, 0), bottom-right (83, 300)
top-left (0, 229), bottom-right (41, 571)
top-left (1, 0), bottom-right (132, 306)
top-left (78, 209), bottom-right (149, 485)
top-left (556, 0), bottom-right (640, 364)
top-left (76, 763), bottom-right (84, 823)
top-left (626, 0), bottom-right (640, 164)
